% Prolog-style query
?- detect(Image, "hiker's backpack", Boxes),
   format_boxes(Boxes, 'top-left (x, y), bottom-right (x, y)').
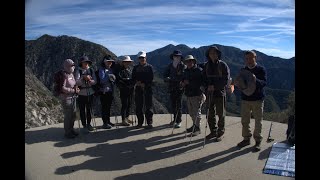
top-left (53, 70), bottom-right (67, 97)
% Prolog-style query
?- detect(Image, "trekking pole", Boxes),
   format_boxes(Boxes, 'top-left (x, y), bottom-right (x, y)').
top-left (86, 80), bottom-right (97, 132)
top-left (171, 99), bottom-right (179, 135)
top-left (267, 122), bottom-right (274, 143)
top-left (133, 87), bottom-right (137, 126)
top-left (185, 102), bottom-right (188, 139)
top-left (142, 86), bottom-right (146, 126)
top-left (73, 93), bottom-right (81, 133)
top-left (202, 92), bottom-right (212, 148)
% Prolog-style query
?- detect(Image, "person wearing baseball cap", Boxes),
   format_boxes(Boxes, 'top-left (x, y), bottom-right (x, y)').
top-left (132, 51), bottom-right (154, 129)
top-left (234, 50), bottom-right (267, 152)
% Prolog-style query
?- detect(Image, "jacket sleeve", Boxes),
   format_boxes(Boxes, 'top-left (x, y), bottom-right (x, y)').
top-left (215, 62), bottom-right (230, 89)
top-left (75, 69), bottom-right (83, 86)
top-left (163, 64), bottom-right (170, 79)
top-left (99, 68), bottom-right (108, 84)
top-left (144, 65), bottom-right (154, 85)
top-left (132, 66), bottom-right (137, 83)
top-left (88, 68), bottom-right (96, 85)
top-left (255, 66), bottom-right (267, 88)
top-left (61, 75), bottom-right (75, 94)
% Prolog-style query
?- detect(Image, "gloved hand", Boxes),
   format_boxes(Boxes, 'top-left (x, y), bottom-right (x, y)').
top-left (108, 74), bottom-right (116, 82)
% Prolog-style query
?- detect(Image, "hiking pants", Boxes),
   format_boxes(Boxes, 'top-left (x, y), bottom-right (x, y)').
top-left (62, 98), bottom-right (76, 135)
top-left (241, 100), bottom-right (264, 142)
top-left (169, 89), bottom-right (183, 124)
top-left (99, 92), bottom-right (113, 124)
top-left (135, 86), bottom-right (153, 125)
top-left (207, 96), bottom-right (226, 136)
top-left (78, 95), bottom-right (94, 127)
top-left (187, 94), bottom-right (206, 127)
top-left (120, 88), bottom-right (134, 120)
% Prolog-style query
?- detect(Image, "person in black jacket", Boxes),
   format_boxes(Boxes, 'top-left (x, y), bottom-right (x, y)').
top-left (180, 55), bottom-right (206, 136)
top-left (235, 50), bottom-right (267, 152)
top-left (117, 56), bottom-right (135, 126)
top-left (203, 46), bottom-right (230, 142)
top-left (132, 51), bottom-right (154, 129)
top-left (164, 50), bottom-right (186, 128)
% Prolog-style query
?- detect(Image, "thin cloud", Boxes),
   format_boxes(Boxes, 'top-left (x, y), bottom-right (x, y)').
top-left (25, 0), bottom-right (295, 59)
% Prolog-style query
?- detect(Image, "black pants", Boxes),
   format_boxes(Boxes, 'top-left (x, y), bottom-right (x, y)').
top-left (170, 89), bottom-right (183, 124)
top-left (135, 86), bottom-right (153, 125)
top-left (78, 95), bottom-right (94, 127)
top-left (120, 88), bottom-right (134, 120)
top-left (99, 92), bottom-right (113, 124)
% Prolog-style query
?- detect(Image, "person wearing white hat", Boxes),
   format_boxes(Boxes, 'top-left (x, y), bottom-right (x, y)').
top-left (117, 55), bottom-right (135, 126)
top-left (234, 50), bottom-right (267, 152)
top-left (132, 51), bottom-right (154, 129)
top-left (97, 54), bottom-right (117, 129)
top-left (180, 55), bottom-right (206, 136)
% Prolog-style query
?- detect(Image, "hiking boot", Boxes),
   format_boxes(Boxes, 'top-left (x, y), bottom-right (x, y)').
top-left (206, 132), bottom-right (217, 140)
top-left (87, 124), bottom-right (95, 131)
top-left (102, 123), bottom-right (112, 129)
top-left (237, 139), bottom-right (251, 148)
top-left (126, 117), bottom-right (133, 124)
top-left (174, 122), bottom-right (182, 128)
top-left (215, 135), bottom-right (224, 142)
top-left (253, 141), bottom-right (261, 152)
top-left (136, 124), bottom-right (143, 129)
top-left (191, 126), bottom-right (201, 136)
top-left (122, 120), bottom-right (130, 126)
top-left (145, 124), bottom-right (153, 129)
top-left (108, 122), bottom-right (115, 127)
top-left (71, 129), bottom-right (79, 136)
top-left (65, 133), bottom-right (76, 139)
top-left (186, 125), bottom-right (195, 133)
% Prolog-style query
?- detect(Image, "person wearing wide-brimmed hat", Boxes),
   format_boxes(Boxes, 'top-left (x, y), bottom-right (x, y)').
top-left (203, 46), bottom-right (230, 142)
top-left (97, 54), bottom-right (117, 129)
top-left (234, 50), bottom-right (267, 152)
top-left (163, 50), bottom-right (186, 128)
top-left (117, 55), bottom-right (135, 126)
top-left (132, 51), bottom-right (154, 129)
top-left (180, 55), bottom-right (206, 136)
top-left (75, 54), bottom-right (97, 133)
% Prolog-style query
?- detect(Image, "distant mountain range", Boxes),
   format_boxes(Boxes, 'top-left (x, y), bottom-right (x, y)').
top-left (25, 34), bottom-right (295, 128)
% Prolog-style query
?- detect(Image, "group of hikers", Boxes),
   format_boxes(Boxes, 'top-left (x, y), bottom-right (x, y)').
top-left (57, 46), bottom-right (268, 152)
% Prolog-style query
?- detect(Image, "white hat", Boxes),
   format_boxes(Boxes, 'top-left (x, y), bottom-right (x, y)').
top-left (137, 51), bottom-right (147, 58)
top-left (122, 55), bottom-right (133, 62)
top-left (234, 68), bottom-right (256, 96)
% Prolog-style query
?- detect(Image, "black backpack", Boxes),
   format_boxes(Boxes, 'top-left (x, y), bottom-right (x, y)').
top-left (53, 70), bottom-right (67, 97)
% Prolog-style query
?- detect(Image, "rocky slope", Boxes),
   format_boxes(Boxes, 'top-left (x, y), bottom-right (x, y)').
top-left (25, 67), bottom-right (63, 129)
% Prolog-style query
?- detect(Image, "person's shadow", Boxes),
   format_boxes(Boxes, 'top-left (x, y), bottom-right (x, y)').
top-left (114, 146), bottom-right (253, 180)
top-left (54, 132), bottom-right (218, 175)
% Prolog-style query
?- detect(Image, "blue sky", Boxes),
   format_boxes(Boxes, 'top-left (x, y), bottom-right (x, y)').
top-left (25, 0), bottom-right (295, 59)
